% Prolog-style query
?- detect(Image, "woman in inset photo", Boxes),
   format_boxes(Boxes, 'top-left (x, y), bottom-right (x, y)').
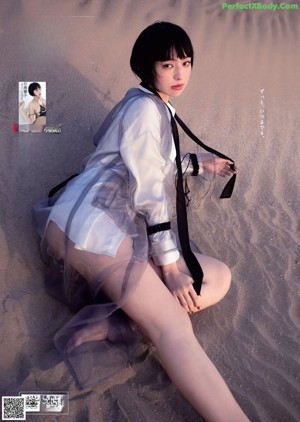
top-left (19, 82), bottom-right (46, 131)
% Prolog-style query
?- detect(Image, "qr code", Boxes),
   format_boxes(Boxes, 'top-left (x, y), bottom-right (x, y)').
top-left (23, 394), bottom-right (40, 412)
top-left (2, 396), bottom-right (26, 420)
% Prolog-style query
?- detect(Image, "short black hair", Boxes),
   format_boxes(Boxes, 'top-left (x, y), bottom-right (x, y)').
top-left (130, 22), bottom-right (194, 86)
top-left (28, 82), bottom-right (41, 96)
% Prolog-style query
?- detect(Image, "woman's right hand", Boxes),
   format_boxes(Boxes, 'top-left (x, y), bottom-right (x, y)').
top-left (19, 101), bottom-right (25, 109)
top-left (161, 262), bottom-right (201, 314)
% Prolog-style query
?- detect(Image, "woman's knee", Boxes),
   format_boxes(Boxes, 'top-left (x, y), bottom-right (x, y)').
top-left (207, 259), bottom-right (232, 300)
top-left (197, 254), bottom-right (232, 290)
top-left (217, 261), bottom-right (232, 294)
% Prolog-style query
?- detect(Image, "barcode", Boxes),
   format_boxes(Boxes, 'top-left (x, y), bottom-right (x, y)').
top-left (2, 392), bottom-right (69, 418)
top-left (20, 391), bottom-right (69, 415)
top-left (2, 396), bottom-right (26, 420)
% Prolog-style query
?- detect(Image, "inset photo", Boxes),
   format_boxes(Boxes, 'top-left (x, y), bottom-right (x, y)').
top-left (19, 81), bottom-right (46, 133)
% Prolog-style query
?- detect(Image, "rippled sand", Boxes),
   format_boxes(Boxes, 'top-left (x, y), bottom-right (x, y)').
top-left (0, 1), bottom-right (299, 421)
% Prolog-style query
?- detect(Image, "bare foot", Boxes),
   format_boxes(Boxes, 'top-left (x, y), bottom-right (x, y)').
top-left (65, 319), bottom-right (109, 354)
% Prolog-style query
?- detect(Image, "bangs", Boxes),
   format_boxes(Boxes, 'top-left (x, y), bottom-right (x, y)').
top-left (156, 43), bottom-right (193, 62)
top-left (152, 27), bottom-right (194, 63)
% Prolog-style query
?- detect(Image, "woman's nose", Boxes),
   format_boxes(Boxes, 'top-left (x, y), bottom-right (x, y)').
top-left (174, 67), bottom-right (183, 80)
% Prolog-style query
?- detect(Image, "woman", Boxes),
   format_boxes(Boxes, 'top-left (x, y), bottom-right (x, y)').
top-left (34, 22), bottom-right (248, 421)
top-left (19, 82), bottom-right (46, 129)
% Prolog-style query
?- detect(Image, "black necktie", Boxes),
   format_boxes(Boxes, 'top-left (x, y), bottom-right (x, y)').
top-left (140, 82), bottom-right (236, 295)
top-left (171, 114), bottom-right (204, 294)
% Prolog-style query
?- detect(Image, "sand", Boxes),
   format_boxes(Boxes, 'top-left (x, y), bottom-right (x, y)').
top-left (0, 0), bottom-right (299, 421)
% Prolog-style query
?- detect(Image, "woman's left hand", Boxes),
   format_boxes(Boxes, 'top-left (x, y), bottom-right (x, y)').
top-left (201, 154), bottom-right (237, 177)
top-left (161, 262), bottom-right (201, 314)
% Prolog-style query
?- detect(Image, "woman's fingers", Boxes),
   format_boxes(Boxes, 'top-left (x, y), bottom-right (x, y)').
top-left (217, 161), bottom-right (237, 177)
top-left (177, 294), bottom-right (191, 313)
top-left (173, 289), bottom-right (191, 313)
top-left (166, 271), bottom-right (201, 314)
top-left (186, 289), bottom-right (201, 313)
top-left (189, 287), bottom-right (201, 310)
top-left (174, 285), bottom-right (200, 314)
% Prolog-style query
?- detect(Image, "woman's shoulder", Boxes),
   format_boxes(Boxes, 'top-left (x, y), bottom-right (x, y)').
top-left (28, 101), bottom-right (38, 115)
top-left (123, 88), bottom-right (169, 121)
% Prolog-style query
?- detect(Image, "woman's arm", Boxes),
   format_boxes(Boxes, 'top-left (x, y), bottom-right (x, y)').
top-left (19, 101), bottom-right (35, 124)
top-left (182, 152), bottom-right (236, 178)
top-left (120, 97), bottom-right (179, 266)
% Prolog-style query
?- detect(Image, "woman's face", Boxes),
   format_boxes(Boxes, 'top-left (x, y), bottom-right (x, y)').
top-left (153, 53), bottom-right (192, 103)
top-left (33, 87), bottom-right (41, 98)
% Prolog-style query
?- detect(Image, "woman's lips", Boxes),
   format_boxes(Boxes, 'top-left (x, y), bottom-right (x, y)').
top-left (171, 84), bottom-right (184, 90)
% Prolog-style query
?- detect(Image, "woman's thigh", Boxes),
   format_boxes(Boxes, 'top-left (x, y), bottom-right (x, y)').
top-left (45, 222), bottom-right (190, 339)
top-left (113, 262), bottom-right (192, 342)
top-left (177, 253), bottom-right (230, 281)
top-left (176, 253), bottom-right (232, 309)
top-left (45, 220), bottom-right (133, 299)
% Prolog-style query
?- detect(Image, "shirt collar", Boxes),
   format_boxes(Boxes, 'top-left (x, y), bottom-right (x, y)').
top-left (138, 85), bottom-right (176, 117)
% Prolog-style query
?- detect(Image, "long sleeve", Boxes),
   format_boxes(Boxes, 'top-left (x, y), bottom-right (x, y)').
top-left (181, 153), bottom-right (204, 177)
top-left (120, 96), bottom-right (179, 266)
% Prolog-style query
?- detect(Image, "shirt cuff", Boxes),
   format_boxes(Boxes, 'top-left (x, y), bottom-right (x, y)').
top-left (148, 230), bottom-right (179, 266)
top-left (182, 153), bottom-right (204, 176)
top-left (152, 249), bottom-right (180, 266)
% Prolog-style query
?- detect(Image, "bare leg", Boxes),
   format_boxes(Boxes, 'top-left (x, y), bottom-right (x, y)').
top-left (149, 253), bottom-right (231, 312)
top-left (45, 221), bottom-right (135, 351)
top-left (45, 222), bottom-right (248, 420)
top-left (46, 221), bottom-right (230, 313)
top-left (177, 253), bottom-right (232, 311)
top-left (65, 319), bottom-right (109, 353)
top-left (105, 263), bottom-right (248, 422)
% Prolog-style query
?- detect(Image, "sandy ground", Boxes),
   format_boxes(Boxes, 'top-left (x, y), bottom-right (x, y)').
top-left (0, 0), bottom-right (299, 421)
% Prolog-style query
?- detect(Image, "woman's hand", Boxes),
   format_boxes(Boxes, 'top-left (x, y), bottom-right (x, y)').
top-left (19, 101), bottom-right (25, 109)
top-left (161, 262), bottom-right (201, 314)
top-left (201, 153), bottom-right (237, 177)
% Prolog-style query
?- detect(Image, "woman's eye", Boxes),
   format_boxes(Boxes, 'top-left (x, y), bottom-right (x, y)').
top-left (162, 63), bottom-right (173, 69)
top-left (184, 61), bottom-right (191, 67)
